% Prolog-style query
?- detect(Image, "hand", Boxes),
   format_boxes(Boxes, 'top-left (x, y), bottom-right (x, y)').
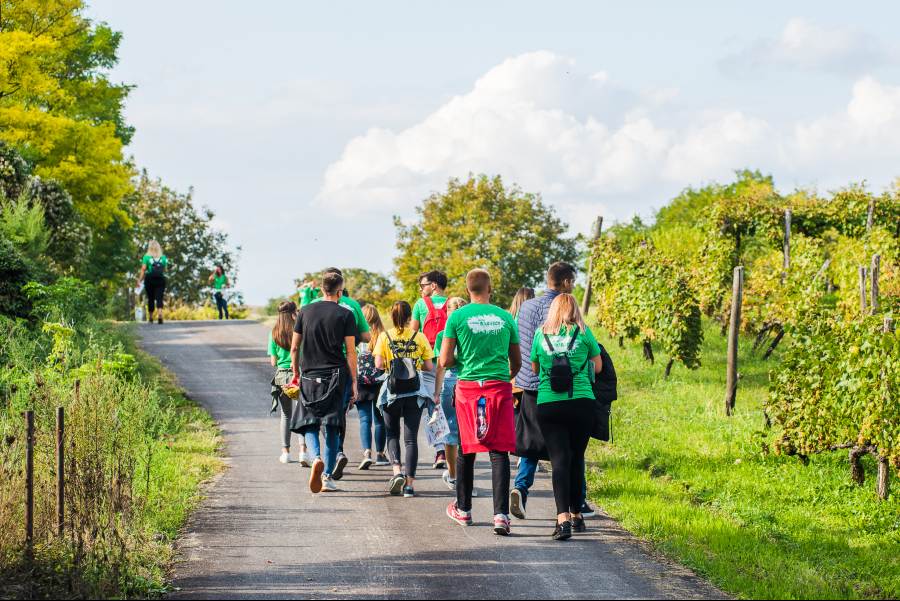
top-left (290, 373), bottom-right (299, 386)
top-left (433, 395), bottom-right (442, 407)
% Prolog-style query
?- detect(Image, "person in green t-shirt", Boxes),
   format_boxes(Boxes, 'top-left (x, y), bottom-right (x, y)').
top-left (440, 268), bottom-right (521, 536)
top-left (528, 293), bottom-right (603, 541)
top-left (268, 301), bottom-right (307, 465)
top-left (410, 270), bottom-right (448, 334)
top-left (297, 268), bottom-right (371, 479)
top-left (208, 264), bottom-right (231, 320)
top-left (137, 240), bottom-right (168, 324)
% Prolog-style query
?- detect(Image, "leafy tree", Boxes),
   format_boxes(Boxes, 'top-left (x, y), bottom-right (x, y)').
top-left (0, 0), bottom-right (134, 230)
top-left (0, 197), bottom-right (48, 259)
top-left (394, 175), bottom-right (579, 307)
top-left (129, 172), bottom-right (236, 303)
top-left (27, 176), bottom-right (92, 269)
top-left (295, 267), bottom-right (395, 307)
top-left (0, 140), bottom-right (30, 200)
top-left (0, 234), bottom-right (34, 318)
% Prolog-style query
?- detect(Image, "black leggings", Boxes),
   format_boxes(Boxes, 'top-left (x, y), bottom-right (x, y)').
top-left (456, 451), bottom-right (510, 515)
top-left (382, 396), bottom-right (423, 478)
top-left (145, 277), bottom-right (166, 313)
top-left (536, 398), bottom-right (593, 515)
top-left (214, 291), bottom-right (229, 319)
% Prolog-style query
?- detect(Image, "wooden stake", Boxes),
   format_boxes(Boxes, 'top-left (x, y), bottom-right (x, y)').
top-left (25, 410), bottom-right (34, 551)
top-left (725, 266), bottom-right (743, 416)
top-left (886, 317), bottom-right (895, 334)
top-left (57, 406), bottom-right (65, 537)
top-left (867, 198), bottom-right (875, 232)
top-left (871, 254), bottom-right (881, 314)
top-left (877, 457), bottom-right (890, 500)
top-left (859, 266), bottom-right (868, 314)
top-left (581, 216), bottom-right (604, 317)
top-left (782, 209), bottom-right (791, 281)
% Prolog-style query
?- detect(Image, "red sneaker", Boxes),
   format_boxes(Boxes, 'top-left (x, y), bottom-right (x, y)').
top-left (446, 502), bottom-right (472, 527)
top-left (493, 514), bottom-right (511, 536)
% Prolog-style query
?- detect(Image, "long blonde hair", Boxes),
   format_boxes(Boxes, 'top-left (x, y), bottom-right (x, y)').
top-left (147, 240), bottom-right (163, 259)
top-left (509, 287), bottom-right (535, 318)
top-left (542, 293), bottom-right (587, 335)
top-left (446, 297), bottom-right (468, 313)
top-left (362, 304), bottom-right (385, 346)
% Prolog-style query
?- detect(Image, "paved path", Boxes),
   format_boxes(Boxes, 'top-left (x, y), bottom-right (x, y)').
top-left (139, 320), bottom-right (725, 600)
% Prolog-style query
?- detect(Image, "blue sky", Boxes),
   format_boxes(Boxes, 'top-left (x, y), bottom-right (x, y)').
top-left (87, 1), bottom-right (900, 304)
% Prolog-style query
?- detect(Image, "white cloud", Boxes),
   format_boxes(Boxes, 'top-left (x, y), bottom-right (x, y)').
top-left (316, 51), bottom-right (900, 233)
top-left (721, 18), bottom-right (893, 76)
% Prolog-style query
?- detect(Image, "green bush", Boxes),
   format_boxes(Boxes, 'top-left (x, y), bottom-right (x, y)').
top-left (0, 236), bottom-right (34, 319)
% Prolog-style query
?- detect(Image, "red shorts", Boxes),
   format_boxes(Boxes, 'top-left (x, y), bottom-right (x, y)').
top-left (454, 380), bottom-right (516, 454)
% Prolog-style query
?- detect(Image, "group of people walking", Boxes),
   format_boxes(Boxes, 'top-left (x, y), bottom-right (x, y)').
top-left (136, 240), bottom-right (233, 322)
top-left (268, 262), bottom-right (615, 541)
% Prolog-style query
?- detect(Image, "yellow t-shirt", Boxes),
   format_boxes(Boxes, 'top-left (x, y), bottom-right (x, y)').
top-left (372, 328), bottom-right (433, 368)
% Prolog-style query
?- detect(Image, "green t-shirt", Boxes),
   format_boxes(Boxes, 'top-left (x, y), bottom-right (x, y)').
top-left (434, 329), bottom-right (459, 373)
top-left (142, 254), bottom-right (168, 269)
top-left (412, 295), bottom-right (447, 329)
top-left (213, 274), bottom-right (227, 290)
top-left (530, 325), bottom-right (602, 404)
top-left (443, 303), bottom-right (519, 382)
top-left (268, 333), bottom-right (293, 370)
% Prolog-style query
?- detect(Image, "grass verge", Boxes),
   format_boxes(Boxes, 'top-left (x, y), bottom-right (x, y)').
top-left (586, 319), bottom-right (899, 599)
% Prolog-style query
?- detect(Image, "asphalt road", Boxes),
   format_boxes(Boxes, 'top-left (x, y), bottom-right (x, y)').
top-left (139, 320), bottom-right (725, 600)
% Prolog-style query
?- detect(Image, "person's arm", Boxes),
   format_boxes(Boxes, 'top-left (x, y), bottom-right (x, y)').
top-left (591, 354), bottom-right (603, 373)
top-left (531, 360), bottom-right (540, 375)
top-left (508, 343), bottom-right (522, 379)
top-left (270, 356), bottom-right (277, 367)
top-left (208, 272), bottom-right (215, 283)
top-left (433, 364), bottom-right (445, 404)
top-left (422, 359), bottom-right (434, 372)
top-left (439, 337), bottom-right (457, 369)
top-left (290, 331), bottom-right (302, 380)
top-left (345, 335), bottom-right (358, 405)
top-left (137, 263), bottom-right (146, 286)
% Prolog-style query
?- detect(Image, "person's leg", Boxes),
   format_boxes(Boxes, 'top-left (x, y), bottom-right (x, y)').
top-left (215, 293), bottom-right (224, 319)
top-left (445, 444), bottom-right (458, 479)
top-left (337, 378), bottom-right (352, 455)
top-left (456, 452), bottom-right (476, 512)
top-left (402, 397), bottom-right (424, 482)
top-left (514, 456), bottom-right (538, 499)
top-left (537, 403), bottom-right (574, 521)
top-left (304, 428), bottom-right (321, 459)
top-left (323, 424), bottom-right (340, 476)
top-left (568, 400), bottom-right (594, 515)
top-left (156, 281), bottom-right (165, 322)
top-left (145, 281), bottom-right (156, 320)
top-left (382, 402), bottom-right (403, 475)
top-left (279, 395), bottom-right (292, 453)
top-left (373, 404), bottom-right (386, 454)
top-left (357, 399), bottom-right (374, 452)
top-left (223, 298), bottom-right (230, 319)
top-left (490, 451), bottom-right (511, 516)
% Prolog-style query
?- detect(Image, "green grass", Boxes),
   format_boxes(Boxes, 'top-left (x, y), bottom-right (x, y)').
top-left (586, 319), bottom-right (900, 600)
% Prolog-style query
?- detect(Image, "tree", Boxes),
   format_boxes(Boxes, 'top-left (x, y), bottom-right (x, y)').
top-left (394, 175), bottom-right (579, 307)
top-left (0, 0), bottom-right (134, 230)
top-left (295, 267), bottom-right (396, 307)
top-left (129, 172), bottom-right (236, 303)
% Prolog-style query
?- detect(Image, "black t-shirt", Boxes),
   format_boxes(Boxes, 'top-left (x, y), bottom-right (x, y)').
top-left (293, 301), bottom-right (358, 373)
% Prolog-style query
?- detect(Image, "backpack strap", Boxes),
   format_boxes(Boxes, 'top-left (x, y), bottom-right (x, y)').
top-left (566, 325), bottom-right (580, 351)
top-left (543, 332), bottom-right (557, 353)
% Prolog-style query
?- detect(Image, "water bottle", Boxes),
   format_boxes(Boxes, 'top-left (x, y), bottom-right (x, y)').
top-left (135, 306), bottom-right (144, 322)
top-left (476, 397), bottom-right (488, 440)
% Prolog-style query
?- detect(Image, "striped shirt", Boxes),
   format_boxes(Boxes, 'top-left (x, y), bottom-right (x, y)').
top-left (514, 289), bottom-right (561, 391)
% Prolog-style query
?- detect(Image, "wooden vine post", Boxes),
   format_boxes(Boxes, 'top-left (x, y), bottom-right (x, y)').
top-left (859, 266), bottom-right (868, 314)
top-left (25, 410), bottom-right (34, 555)
top-left (580, 216), bottom-right (604, 317)
top-left (782, 209), bottom-right (791, 282)
top-left (876, 316), bottom-right (894, 500)
top-left (866, 198), bottom-right (875, 232)
top-left (870, 254), bottom-right (881, 314)
top-left (56, 406), bottom-right (65, 537)
top-left (724, 266), bottom-right (743, 416)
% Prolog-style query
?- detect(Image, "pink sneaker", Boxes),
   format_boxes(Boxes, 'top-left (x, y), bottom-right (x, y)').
top-left (446, 502), bottom-right (472, 527)
top-left (493, 513), bottom-right (511, 536)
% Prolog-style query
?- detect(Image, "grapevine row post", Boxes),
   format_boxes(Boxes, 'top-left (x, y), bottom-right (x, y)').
top-left (859, 266), bottom-right (867, 313)
top-left (25, 410), bottom-right (34, 556)
top-left (724, 266), bottom-right (743, 416)
top-left (580, 216), bottom-right (603, 317)
top-left (782, 209), bottom-right (791, 282)
top-left (876, 316), bottom-right (894, 500)
top-left (866, 198), bottom-right (875, 232)
top-left (870, 254), bottom-right (880, 314)
top-left (57, 406), bottom-right (65, 537)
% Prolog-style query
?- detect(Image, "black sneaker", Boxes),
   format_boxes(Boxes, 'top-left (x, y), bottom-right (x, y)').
top-left (510, 488), bottom-right (527, 520)
top-left (332, 453), bottom-right (348, 481)
top-left (553, 521), bottom-right (572, 541)
top-left (580, 502), bottom-right (596, 518)
top-left (402, 485), bottom-right (415, 498)
top-left (157, 316), bottom-right (163, 324)
top-left (389, 474), bottom-right (405, 496)
top-left (572, 516), bottom-right (586, 533)
top-left (433, 451), bottom-right (447, 470)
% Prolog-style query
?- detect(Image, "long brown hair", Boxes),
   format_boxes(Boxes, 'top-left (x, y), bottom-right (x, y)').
top-left (509, 286), bottom-right (535, 318)
top-left (362, 304), bottom-right (384, 347)
top-left (541, 293), bottom-right (586, 335)
top-left (272, 301), bottom-right (297, 350)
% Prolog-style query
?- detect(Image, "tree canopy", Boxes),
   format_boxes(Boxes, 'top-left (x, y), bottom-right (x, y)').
top-left (394, 175), bottom-right (579, 307)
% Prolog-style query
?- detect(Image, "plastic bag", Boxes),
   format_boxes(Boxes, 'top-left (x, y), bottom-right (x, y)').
top-left (425, 403), bottom-right (451, 446)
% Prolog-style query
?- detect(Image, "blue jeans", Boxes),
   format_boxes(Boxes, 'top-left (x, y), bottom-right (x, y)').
top-left (337, 377), bottom-right (353, 454)
top-left (514, 456), bottom-right (588, 504)
top-left (356, 399), bottom-right (386, 453)
top-left (305, 425), bottom-right (340, 476)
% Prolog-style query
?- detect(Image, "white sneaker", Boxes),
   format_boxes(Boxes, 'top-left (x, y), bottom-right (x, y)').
top-left (322, 475), bottom-right (338, 492)
top-left (299, 452), bottom-right (311, 468)
top-left (442, 469), bottom-right (456, 490)
top-left (279, 451), bottom-right (291, 464)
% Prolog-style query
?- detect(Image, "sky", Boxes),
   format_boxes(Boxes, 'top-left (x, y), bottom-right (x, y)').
top-left (86, 1), bottom-right (900, 304)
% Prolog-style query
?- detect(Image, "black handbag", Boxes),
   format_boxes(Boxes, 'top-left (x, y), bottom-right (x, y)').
top-left (591, 347), bottom-right (617, 442)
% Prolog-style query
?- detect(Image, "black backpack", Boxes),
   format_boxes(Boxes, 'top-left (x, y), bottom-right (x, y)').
top-left (543, 326), bottom-right (587, 397)
top-left (148, 257), bottom-right (165, 278)
top-left (385, 332), bottom-right (420, 394)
